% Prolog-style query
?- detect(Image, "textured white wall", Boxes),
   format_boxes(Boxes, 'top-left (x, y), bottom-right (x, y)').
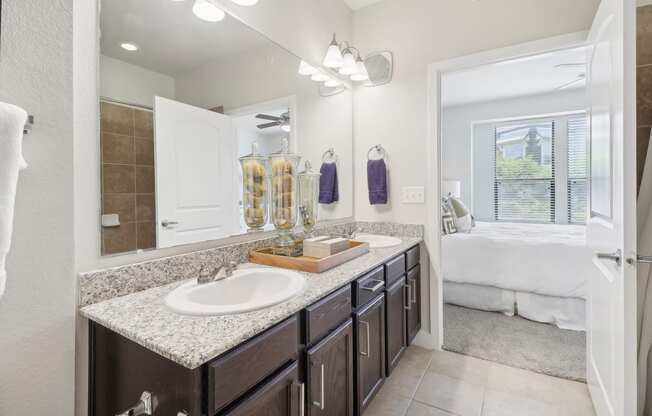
top-left (100, 55), bottom-right (175, 108)
top-left (0, 1), bottom-right (75, 415)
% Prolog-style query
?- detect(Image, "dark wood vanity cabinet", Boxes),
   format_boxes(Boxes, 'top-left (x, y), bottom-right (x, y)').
top-left (306, 319), bottom-right (354, 416)
top-left (354, 294), bottom-right (386, 415)
top-left (406, 264), bottom-right (421, 344)
top-left (385, 277), bottom-right (407, 375)
top-left (89, 244), bottom-right (422, 416)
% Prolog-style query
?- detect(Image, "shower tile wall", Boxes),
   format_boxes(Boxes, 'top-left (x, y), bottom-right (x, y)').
top-left (100, 101), bottom-right (156, 255)
top-left (638, 5), bottom-right (652, 193)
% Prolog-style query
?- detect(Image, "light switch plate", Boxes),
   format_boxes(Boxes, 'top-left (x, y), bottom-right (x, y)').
top-left (401, 186), bottom-right (425, 204)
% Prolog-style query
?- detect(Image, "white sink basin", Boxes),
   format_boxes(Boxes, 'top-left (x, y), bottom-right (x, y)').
top-left (354, 234), bottom-right (402, 248)
top-left (165, 268), bottom-right (306, 316)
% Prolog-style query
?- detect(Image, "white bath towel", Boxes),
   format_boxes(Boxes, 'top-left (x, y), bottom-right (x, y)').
top-left (0, 102), bottom-right (28, 299)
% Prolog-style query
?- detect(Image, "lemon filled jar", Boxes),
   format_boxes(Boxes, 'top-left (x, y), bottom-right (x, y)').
top-left (270, 139), bottom-right (301, 248)
top-left (239, 142), bottom-right (268, 232)
top-left (298, 161), bottom-right (321, 237)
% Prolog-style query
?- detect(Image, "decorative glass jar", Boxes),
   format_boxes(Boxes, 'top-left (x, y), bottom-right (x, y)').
top-left (239, 143), bottom-right (268, 232)
top-left (298, 161), bottom-right (321, 237)
top-left (270, 140), bottom-right (301, 247)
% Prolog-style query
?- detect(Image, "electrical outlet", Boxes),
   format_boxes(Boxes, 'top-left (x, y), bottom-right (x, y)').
top-left (401, 186), bottom-right (425, 204)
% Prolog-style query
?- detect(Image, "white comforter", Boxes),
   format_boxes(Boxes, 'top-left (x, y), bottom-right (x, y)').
top-left (442, 222), bottom-right (594, 299)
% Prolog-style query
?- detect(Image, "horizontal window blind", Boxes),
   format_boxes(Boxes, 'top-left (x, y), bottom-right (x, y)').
top-left (494, 121), bottom-right (555, 223)
top-left (567, 114), bottom-right (588, 224)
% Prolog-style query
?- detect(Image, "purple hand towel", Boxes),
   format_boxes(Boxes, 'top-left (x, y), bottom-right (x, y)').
top-left (319, 162), bottom-right (339, 204)
top-left (367, 159), bottom-right (388, 205)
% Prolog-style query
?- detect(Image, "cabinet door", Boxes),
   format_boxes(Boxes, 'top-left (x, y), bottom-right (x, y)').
top-left (307, 319), bottom-right (354, 416)
top-left (385, 277), bottom-right (407, 376)
top-left (355, 294), bottom-right (386, 415)
top-left (224, 361), bottom-right (302, 416)
top-left (406, 267), bottom-right (421, 345)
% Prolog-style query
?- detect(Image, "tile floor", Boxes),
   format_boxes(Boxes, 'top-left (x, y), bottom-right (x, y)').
top-left (365, 346), bottom-right (596, 416)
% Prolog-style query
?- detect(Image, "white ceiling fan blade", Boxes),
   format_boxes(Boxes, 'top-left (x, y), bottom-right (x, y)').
top-left (556, 73), bottom-right (586, 90)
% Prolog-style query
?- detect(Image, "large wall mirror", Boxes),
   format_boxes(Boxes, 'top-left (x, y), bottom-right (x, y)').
top-left (98, 0), bottom-right (353, 256)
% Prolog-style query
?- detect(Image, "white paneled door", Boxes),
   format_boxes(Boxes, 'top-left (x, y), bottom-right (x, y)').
top-left (154, 96), bottom-right (238, 248)
top-left (585, 0), bottom-right (636, 415)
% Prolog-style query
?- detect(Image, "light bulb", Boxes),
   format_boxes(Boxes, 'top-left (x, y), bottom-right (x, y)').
top-left (338, 50), bottom-right (357, 75)
top-left (311, 72), bottom-right (329, 82)
top-left (350, 57), bottom-right (370, 81)
top-left (193, 0), bottom-right (226, 22)
top-left (298, 61), bottom-right (317, 76)
top-left (230, 0), bottom-right (258, 4)
top-left (281, 124), bottom-right (291, 132)
top-left (322, 34), bottom-right (343, 68)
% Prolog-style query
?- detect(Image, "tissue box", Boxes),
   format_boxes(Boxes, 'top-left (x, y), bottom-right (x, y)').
top-left (303, 236), bottom-right (351, 258)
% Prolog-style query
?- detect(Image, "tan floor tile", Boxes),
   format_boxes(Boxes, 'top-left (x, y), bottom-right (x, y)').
top-left (364, 385), bottom-right (412, 416)
top-left (384, 359), bottom-right (429, 399)
top-left (429, 350), bottom-right (490, 386)
top-left (414, 372), bottom-right (484, 416)
top-left (486, 361), bottom-right (567, 403)
top-left (406, 401), bottom-right (456, 416)
top-left (482, 389), bottom-right (560, 416)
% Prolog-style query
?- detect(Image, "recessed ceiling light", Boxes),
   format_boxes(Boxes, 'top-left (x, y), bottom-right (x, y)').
top-left (230, 0), bottom-right (259, 5)
top-left (120, 42), bottom-right (139, 52)
top-left (193, 0), bottom-right (226, 22)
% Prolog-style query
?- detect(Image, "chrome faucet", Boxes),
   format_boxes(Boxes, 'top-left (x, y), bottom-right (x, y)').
top-left (197, 261), bottom-right (238, 284)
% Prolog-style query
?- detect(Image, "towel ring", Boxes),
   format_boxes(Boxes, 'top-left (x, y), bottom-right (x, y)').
top-left (23, 115), bottom-right (34, 135)
top-left (322, 148), bottom-right (338, 163)
top-left (367, 144), bottom-right (386, 161)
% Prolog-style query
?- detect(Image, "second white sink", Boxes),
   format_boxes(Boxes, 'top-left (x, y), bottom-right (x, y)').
top-left (165, 268), bottom-right (306, 316)
top-left (354, 234), bottom-right (402, 248)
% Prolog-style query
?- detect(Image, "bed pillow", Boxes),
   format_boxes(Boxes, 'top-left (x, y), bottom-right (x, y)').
top-left (449, 197), bottom-right (474, 233)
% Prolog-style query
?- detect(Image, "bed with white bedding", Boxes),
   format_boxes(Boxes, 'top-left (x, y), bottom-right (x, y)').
top-left (442, 221), bottom-right (594, 330)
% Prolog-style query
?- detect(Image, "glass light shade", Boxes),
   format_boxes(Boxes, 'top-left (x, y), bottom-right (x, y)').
top-left (281, 123), bottom-right (291, 132)
top-left (324, 78), bottom-right (342, 88)
top-left (311, 72), bottom-right (329, 82)
top-left (350, 58), bottom-right (370, 81)
top-left (298, 60), bottom-right (317, 76)
top-left (323, 43), bottom-right (343, 68)
top-left (192, 0), bottom-right (226, 22)
top-left (338, 51), bottom-right (358, 75)
top-left (230, 0), bottom-right (259, 5)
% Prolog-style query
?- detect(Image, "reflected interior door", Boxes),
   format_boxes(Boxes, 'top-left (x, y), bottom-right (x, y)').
top-left (585, 0), bottom-right (637, 415)
top-left (154, 96), bottom-right (238, 248)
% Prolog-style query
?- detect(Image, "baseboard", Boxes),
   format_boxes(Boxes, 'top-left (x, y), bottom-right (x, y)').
top-left (412, 329), bottom-right (439, 350)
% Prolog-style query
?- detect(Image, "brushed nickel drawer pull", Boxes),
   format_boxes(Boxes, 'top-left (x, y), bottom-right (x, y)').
top-left (362, 279), bottom-right (384, 292)
top-left (404, 283), bottom-right (411, 310)
top-left (360, 320), bottom-right (371, 357)
top-left (312, 364), bottom-right (325, 410)
top-left (409, 278), bottom-right (417, 303)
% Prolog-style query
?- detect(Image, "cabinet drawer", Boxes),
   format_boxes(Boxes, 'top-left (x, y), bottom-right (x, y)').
top-left (208, 315), bottom-right (299, 414)
top-left (305, 285), bottom-right (352, 345)
top-left (385, 254), bottom-right (406, 286)
top-left (406, 245), bottom-right (420, 271)
top-left (353, 266), bottom-right (385, 308)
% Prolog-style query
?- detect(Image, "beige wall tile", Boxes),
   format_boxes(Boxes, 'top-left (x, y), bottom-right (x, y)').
top-left (135, 166), bottom-right (155, 193)
top-left (101, 102), bottom-right (134, 136)
top-left (136, 194), bottom-right (155, 222)
top-left (639, 6), bottom-right (652, 66)
top-left (103, 164), bottom-right (135, 194)
top-left (134, 109), bottom-right (154, 140)
top-left (135, 138), bottom-right (154, 166)
top-left (103, 193), bottom-right (135, 223)
top-left (638, 65), bottom-right (652, 126)
top-left (137, 221), bottom-right (156, 250)
top-left (102, 222), bottom-right (137, 255)
top-left (102, 132), bottom-right (134, 164)
top-left (638, 127), bottom-right (651, 193)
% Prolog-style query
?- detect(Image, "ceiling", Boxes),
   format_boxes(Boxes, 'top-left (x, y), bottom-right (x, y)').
top-left (100, 0), bottom-right (269, 76)
top-left (442, 46), bottom-right (588, 107)
top-left (343, 0), bottom-right (385, 10)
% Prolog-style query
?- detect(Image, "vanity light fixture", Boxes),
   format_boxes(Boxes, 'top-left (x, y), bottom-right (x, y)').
top-left (120, 42), bottom-right (139, 52)
top-left (323, 34), bottom-right (344, 68)
top-left (298, 61), bottom-right (317, 76)
top-left (324, 78), bottom-right (342, 88)
top-left (230, 0), bottom-right (259, 4)
top-left (193, 0), bottom-right (226, 22)
top-left (350, 56), bottom-right (370, 81)
top-left (311, 71), bottom-right (330, 82)
top-left (338, 49), bottom-right (358, 75)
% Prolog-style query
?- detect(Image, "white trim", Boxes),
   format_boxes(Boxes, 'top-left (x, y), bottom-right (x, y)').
top-left (426, 31), bottom-right (589, 350)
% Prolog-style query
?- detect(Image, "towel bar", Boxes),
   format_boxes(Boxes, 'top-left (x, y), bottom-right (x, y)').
top-left (23, 115), bottom-right (34, 135)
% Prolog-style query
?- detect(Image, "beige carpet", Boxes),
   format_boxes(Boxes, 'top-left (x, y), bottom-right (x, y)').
top-left (443, 304), bottom-right (586, 381)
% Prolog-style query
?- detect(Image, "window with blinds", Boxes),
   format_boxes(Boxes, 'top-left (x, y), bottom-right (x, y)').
top-left (567, 114), bottom-right (588, 223)
top-left (494, 121), bottom-right (555, 223)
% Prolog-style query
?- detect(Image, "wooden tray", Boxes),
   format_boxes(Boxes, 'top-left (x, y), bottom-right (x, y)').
top-left (249, 240), bottom-right (370, 273)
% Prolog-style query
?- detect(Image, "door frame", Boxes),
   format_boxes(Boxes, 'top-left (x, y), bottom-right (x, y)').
top-left (424, 31), bottom-right (589, 350)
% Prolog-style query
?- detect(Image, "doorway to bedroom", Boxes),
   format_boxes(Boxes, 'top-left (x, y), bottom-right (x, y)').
top-left (439, 46), bottom-right (590, 382)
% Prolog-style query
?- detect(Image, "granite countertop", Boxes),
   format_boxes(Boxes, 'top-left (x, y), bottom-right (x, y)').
top-left (80, 237), bottom-right (421, 369)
